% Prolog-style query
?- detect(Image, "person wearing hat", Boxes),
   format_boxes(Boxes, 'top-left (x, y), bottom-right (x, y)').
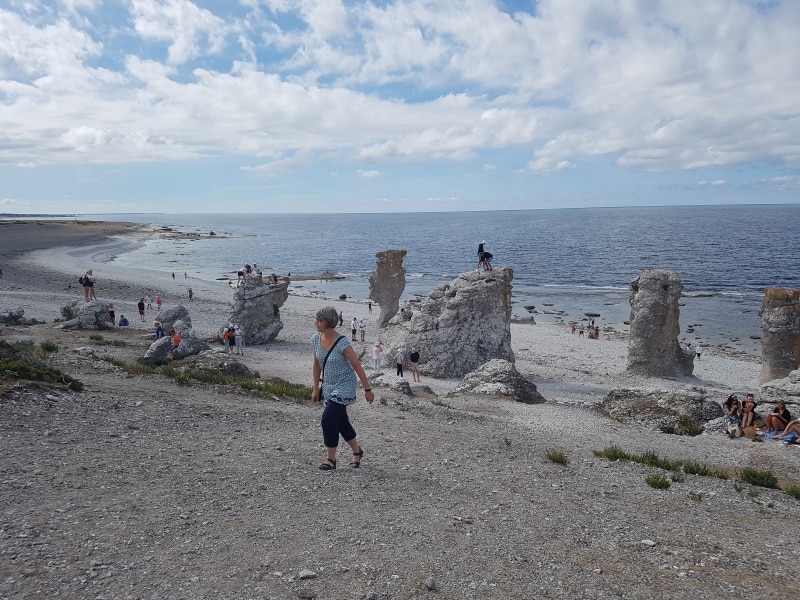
top-left (372, 341), bottom-right (383, 371)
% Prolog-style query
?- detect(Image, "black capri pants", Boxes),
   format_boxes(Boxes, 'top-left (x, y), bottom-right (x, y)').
top-left (321, 400), bottom-right (356, 448)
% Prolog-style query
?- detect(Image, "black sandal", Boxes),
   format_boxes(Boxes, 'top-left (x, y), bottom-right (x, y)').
top-left (350, 448), bottom-right (364, 468)
top-left (318, 458), bottom-right (336, 470)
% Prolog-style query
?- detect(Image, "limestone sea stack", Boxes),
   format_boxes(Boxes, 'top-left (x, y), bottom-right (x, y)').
top-left (369, 249), bottom-right (407, 328)
top-left (226, 278), bottom-right (289, 344)
top-left (758, 288), bottom-right (800, 383)
top-left (383, 268), bottom-right (515, 378)
top-left (626, 268), bottom-right (694, 377)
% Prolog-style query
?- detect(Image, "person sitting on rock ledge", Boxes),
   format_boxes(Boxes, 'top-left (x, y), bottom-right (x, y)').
top-left (774, 419), bottom-right (800, 443)
top-left (766, 400), bottom-right (792, 435)
top-left (741, 393), bottom-right (761, 429)
top-left (723, 394), bottom-right (742, 438)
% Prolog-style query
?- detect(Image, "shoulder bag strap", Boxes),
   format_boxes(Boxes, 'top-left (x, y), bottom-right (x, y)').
top-left (320, 335), bottom-right (345, 384)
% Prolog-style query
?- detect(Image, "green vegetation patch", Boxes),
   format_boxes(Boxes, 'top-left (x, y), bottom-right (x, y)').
top-left (0, 340), bottom-right (83, 391)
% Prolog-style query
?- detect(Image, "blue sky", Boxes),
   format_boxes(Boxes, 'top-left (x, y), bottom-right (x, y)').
top-left (1, 0), bottom-right (799, 214)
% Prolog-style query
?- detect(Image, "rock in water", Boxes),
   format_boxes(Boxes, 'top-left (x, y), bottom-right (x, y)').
top-left (383, 268), bottom-right (515, 378)
top-left (626, 269), bottom-right (694, 377)
top-left (759, 288), bottom-right (800, 383)
top-left (369, 249), bottom-right (407, 328)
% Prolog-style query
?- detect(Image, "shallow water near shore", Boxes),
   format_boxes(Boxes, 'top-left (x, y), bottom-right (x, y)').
top-left (75, 204), bottom-right (800, 355)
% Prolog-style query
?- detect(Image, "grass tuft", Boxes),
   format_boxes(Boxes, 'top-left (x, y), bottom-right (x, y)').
top-left (546, 450), bottom-right (569, 465)
top-left (738, 468), bottom-right (779, 489)
top-left (645, 474), bottom-right (671, 489)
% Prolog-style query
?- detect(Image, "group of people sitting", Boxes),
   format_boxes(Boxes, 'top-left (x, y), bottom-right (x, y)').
top-left (723, 393), bottom-right (797, 442)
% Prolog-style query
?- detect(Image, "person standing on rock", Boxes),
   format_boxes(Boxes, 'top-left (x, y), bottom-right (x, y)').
top-left (311, 306), bottom-right (374, 470)
top-left (155, 294), bottom-right (162, 311)
top-left (137, 298), bottom-right (146, 321)
top-left (409, 348), bottom-right (421, 382)
top-left (84, 270), bottom-right (96, 300)
top-left (221, 328), bottom-right (231, 353)
top-left (695, 344), bottom-right (703, 360)
top-left (373, 342), bottom-right (383, 371)
top-left (188, 287), bottom-right (193, 301)
top-left (234, 325), bottom-right (244, 355)
top-left (338, 311), bottom-right (343, 327)
top-left (396, 346), bottom-right (405, 377)
top-left (350, 317), bottom-right (358, 341)
top-left (108, 302), bottom-right (115, 325)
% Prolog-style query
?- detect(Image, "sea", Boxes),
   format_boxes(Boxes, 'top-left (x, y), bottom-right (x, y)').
top-left (81, 204), bottom-right (800, 356)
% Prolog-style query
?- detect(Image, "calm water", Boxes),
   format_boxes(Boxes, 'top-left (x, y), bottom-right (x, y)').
top-left (87, 205), bottom-right (800, 355)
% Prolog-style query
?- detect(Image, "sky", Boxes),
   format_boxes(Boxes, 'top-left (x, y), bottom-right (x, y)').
top-left (1, 0), bottom-right (799, 215)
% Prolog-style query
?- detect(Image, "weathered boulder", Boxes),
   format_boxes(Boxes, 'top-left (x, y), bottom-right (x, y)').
top-left (59, 301), bottom-right (113, 330)
top-left (182, 351), bottom-right (254, 377)
top-left (758, 288), bottom-right (800, 383)
top-left (367, 372), bottom-right (413, 396)
top-left (142, 336), bottom-right (173, 365)
top-left (447, 359), bottom-right (545, 404)
top-left (1, 307), bottom-right (27, 325)
top-left (155, 305), bottom-right (192, 332)
top-left (626, 269), bottom-right (694, 377)
top-left (226, 279), bottom-right (289, 344)
top-left (600, 389), bottom-right (723, 432)
top-left (381, 269), bottom-right (515, 378)
top-left (369, 249), bottom-right (407, 328)
top-left (759, 369), bottom-right (800, 406)
top-left (170, 319), bottom-right (211, 359)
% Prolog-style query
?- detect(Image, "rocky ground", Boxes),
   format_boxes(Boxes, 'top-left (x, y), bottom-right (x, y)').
top-left (3, 319), bottom-right (800, 600)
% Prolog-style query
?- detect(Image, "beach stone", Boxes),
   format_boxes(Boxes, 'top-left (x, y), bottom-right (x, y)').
top-left (0, 307), bottom-right (26, 324)
top-left (626, 269), bottom-right (694, 377)
top-left (226, 279), bottom-right (289, 344)
top-left (141, 336), bottom-right (173, 365)
top-left (382, 269), bottom-right (515, 378)
top-left (447, 359), bottom-right (545, 404)
top-left (369, 249), bottom-right (407, 328)
top-left (759, 369), bottom-right (800, 406)
top-left (156, 305), bottom-right (192, 331)
top-left (599, 389), bottom-right (722, 431)
top-left (758, 288), bottom-right (800, 383)
top-left (369, 372), bottom-right (413, 395)
top-left (59, 300), bottom-right (114, 330)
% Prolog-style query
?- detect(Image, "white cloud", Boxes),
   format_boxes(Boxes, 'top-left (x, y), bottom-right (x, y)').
top-left (359, 169), bottom-right (380, 177)
top-left (0, 0), bottom-right (799, 183)
top-left (130, 0), bottom-right (229, 65)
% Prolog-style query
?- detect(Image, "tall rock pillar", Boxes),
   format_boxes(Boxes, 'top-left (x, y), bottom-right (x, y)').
top-left (369, 249), bottom-right (407, 328)
top-left (759, 288), bottom-right (800, 383)
top-left (627, 269), bottom-right (694, 377)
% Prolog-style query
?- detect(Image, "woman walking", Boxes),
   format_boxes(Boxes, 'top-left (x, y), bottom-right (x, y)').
top-left (311, 306), bottom-right (374, 470)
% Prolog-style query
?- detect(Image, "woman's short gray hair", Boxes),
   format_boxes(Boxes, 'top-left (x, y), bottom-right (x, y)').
top-left (315, 306), bottom-right (339, 329)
